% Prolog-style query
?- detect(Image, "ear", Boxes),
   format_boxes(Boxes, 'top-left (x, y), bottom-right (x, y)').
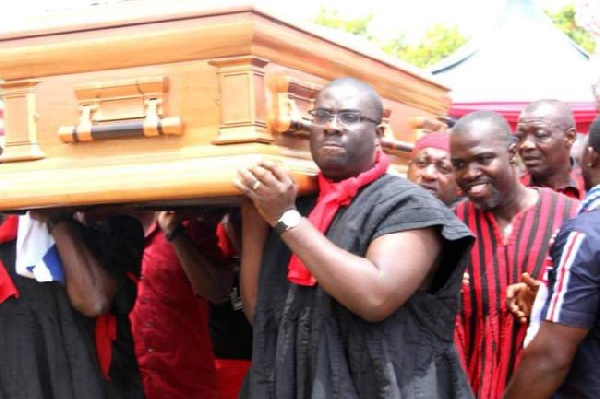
top-left (507, 141), bottom-right (518, 164)
top-left (564, 127), bottom-right (577, 148)
top-left (587, 146), bottom-right (599, 168)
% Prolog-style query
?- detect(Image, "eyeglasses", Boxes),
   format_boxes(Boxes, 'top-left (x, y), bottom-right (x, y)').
top-left (409, 159), bottom-right (454, 175)
top-left (309, 110), bottom-right (379, 128)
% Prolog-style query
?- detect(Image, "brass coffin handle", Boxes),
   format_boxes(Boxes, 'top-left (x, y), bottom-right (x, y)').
top-left (58, 99), bottom-right (182, 143)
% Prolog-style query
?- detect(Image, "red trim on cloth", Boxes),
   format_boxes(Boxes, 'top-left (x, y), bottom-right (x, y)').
top-left (216, 223), bottom-right (237, 258)
top-left (0, 216), bottom-right (18, 243)
top-left (95, 314), bottom-right (117, 380)
top-left (0, 216), bottom-right (19, 304)
top-left (287, 151), bottom-right (390, 286)
top-left (215, 359), bottom-right (251, 399)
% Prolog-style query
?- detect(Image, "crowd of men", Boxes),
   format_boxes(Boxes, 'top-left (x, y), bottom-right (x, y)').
top-left (0, 77), bottom-right (598, 399)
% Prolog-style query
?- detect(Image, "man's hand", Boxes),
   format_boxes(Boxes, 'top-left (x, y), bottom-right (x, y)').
top-left (29, 208), bottom-right (74, 224)
top-left (157, 209), bottom-right (228, 234)
top-left (234, 160), bottom-right (299, 226)
top-left (157, 211), bottom-right (186, 234)
top-left (506, 272), bottom-right (541, 324)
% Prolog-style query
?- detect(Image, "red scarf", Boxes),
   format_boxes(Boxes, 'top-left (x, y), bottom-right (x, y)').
top-left (96, 271), bottom-right (138, 380)
top-left (287, 151), bottom-right (390, 286)
top-left (0, 216), bottom-right (19, 304)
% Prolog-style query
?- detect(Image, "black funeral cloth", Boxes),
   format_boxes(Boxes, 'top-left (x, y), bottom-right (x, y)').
top-left (243, 174), bottom-right (475, 399)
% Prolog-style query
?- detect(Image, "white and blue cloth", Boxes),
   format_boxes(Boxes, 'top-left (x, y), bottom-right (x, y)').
top-left (15, 213), bottom-right (64, 283)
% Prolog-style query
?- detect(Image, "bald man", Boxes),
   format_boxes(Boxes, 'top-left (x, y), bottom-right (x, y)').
top-left (237, 77), bottom-right (475, 398)
top-left (450, 111), bottom-right (579, 399)
top-left (515, 99), bottom-right (585, 199)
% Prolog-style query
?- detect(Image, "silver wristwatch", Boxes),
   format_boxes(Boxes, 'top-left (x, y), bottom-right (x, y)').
top-left (274, 209), bottom-right (302, 235)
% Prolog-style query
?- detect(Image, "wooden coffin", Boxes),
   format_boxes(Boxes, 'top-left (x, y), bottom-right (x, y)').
top-left (0, 1), bottom-right (451, 211)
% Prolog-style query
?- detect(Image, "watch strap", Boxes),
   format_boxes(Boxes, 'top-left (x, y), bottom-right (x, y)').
top-left (165, 223), bottom-right (185, 242)
top-left (274, 210), bottom-right (301, 235)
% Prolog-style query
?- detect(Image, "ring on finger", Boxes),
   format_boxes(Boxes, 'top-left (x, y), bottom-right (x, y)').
top-left (251, 180), bottom-right (262, 191)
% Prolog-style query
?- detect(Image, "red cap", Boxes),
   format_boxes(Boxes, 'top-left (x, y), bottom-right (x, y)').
top-left (411, 132), bottom-right (450, 158)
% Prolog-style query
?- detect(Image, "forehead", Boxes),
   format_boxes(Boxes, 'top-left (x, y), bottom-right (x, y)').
top-left (450, 125), bottom-right (502, 156)
top-left (414, 147), bottom-right (451, 160)
top-left (314, 85), bottom-right (370, 112)
top-left (517, 107), bottom-right (561, 129)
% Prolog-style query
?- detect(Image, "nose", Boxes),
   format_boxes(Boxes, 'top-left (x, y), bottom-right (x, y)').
top-left (420, 164), bottom-right (438, 181)
top-left (323, 115), bottom-right (342, 134)
top-left (519, 135), bottom-right (536, 151)
top-left (463, 162), bottom-right (481, 181)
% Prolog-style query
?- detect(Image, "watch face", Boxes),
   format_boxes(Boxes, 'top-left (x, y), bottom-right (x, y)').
top-left (282, 210), bottom-right (301, 226)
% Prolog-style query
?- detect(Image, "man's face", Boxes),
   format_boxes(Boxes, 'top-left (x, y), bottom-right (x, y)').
top-left (309, 85), bottom-right (381, 180)
top-left (450, 123), bottom-right (517, 211)
top-left (515, 109), bottom-right (575, 178)
top-left (407, 147), bottom-right (458, 205)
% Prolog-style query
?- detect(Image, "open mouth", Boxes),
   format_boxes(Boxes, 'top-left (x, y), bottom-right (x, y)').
top-left (466, 182), bottom-right (490, 197)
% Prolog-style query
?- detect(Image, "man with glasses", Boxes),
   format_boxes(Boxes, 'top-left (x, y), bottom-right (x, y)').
top-left (408, 131), bottom-right (461, 207)
top-left (235, 77), bottom-right (475, 399)
top-left (515, 99), bottom-right (585, 200)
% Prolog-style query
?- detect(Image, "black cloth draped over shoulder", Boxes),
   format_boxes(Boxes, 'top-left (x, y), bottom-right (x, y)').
top-left (0, 215), bottom-right (144, 399)
top-left (242, 174), bottom-right (475, 399)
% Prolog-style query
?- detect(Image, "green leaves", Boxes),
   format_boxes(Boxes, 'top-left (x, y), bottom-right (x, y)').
top-left (313, 7), bottom-right (468, 69)
top-left (545, 4), bottom-right (596, 54)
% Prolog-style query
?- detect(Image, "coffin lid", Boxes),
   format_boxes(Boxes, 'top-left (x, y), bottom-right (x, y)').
top-left (0, 0), bottom-right (450, 115)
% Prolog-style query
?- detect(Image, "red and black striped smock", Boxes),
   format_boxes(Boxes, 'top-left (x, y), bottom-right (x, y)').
top-left (454, 188), bottom-right (579, 399)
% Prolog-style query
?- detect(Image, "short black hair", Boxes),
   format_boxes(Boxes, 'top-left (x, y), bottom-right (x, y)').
top-left (452, 110), bottom-right (515, 146)
top-left (522, 99), bottom-right (575, 131)
top-left (321, 77), bottom-right (384, 123)
top-left (588, 116), bottom-right (600, 152)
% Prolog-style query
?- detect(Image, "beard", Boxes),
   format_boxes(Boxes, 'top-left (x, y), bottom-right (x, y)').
top-left (470, 185), bottom-right (504, 211)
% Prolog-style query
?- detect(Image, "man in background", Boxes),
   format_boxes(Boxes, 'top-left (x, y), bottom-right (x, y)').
top-left (515, 99), bottom-right (585, 199)
top-left (503, 117), bottom-right (600, 399)
top-left (408, 131), bottom-right (461, 207)
top-left (131, 210), bottom-right (234, 399)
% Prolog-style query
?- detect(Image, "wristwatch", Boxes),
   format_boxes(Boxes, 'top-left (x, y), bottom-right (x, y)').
top-left (165, 223), bottom-right (185, 242)
top-left (47, 212), bottom-right (74, 233)
top-left (274, 209), bottom-right (302, 235)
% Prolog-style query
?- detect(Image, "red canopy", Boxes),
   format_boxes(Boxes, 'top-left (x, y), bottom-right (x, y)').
top-left (433, 0), bottom-right (598, 133)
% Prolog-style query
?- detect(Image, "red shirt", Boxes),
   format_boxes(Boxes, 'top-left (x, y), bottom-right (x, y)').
top-left (130, 221), bottom-right (220, 399)
top-left (521, 164), bottom-right (586, 200)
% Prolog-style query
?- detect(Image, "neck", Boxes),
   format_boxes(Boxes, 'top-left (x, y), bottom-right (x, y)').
top-left (531, 161), bottom-right (572, 189)
top-left (492, 184), bottom-right (538, 223)
top-left (586, 174), bottom-right (600, 192)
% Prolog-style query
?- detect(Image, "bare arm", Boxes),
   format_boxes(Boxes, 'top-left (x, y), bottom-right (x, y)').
top-left (239, 198), bottom-right (269, 322)
top-left (39, 215), bottom-right (118, 317)
top-left (158, 211), bottom-right (234, 304)
top-left (503, 321), bottom-right (588, 399)
top-left (235, 161), bottom-right (442, 323)
top-left (280, 219), bottom-right (441, 322)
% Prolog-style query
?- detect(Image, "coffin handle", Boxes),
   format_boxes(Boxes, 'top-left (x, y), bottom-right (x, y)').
top-left (58, 98), bottom-right (182, 143)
